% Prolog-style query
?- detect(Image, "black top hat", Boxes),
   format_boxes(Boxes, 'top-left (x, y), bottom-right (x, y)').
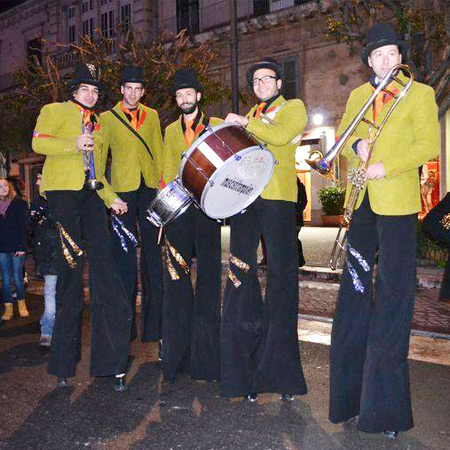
top-left (246, 58), bottom-right (283, 89)
top-left (172, 68), bottom-right (202, 93)
top-left (120, 65), bottom-right (145, 85)
top-left (69, 63), bottom-right (103, 91)
top-left (360, 23), bottom-right (408, 66)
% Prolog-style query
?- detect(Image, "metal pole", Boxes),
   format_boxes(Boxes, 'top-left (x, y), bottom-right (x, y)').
top-left (230, 0), bottom-right (239, 113)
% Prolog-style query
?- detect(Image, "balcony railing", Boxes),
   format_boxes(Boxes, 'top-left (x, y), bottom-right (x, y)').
top-left (50, 38), bottom-right (117, 70)
top-left (162, 0), bottom-right (312, 36)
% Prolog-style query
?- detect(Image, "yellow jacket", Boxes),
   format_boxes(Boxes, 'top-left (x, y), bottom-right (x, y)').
top-left (100, 102), bottom-right (163, 192)
top-left (163, 113), bottom-right (223, 183)
top-left (245, 95), bottom-right (308, 202)
top-left (338, 74), bottom-right (440, 215)
top-left (32, 101), bottom-right (117, 207)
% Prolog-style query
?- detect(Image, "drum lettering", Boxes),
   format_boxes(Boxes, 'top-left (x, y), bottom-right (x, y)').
top-left (221, 177), bottom-right (254, 196)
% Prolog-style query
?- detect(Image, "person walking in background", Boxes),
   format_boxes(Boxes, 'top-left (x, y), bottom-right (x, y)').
top-left (296, 178), bottom-right (307, 267)
top-left (29, 173), bottom-right (59, 346)
top-left (0, 178), bottom-right (29, 322)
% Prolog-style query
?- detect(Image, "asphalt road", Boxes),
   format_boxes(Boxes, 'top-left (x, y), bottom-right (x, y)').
top-left (1, 294), bottom-right (450, 450)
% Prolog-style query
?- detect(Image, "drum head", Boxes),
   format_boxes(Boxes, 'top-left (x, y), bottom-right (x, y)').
top-left (201, 146), bottom-right (275, 219)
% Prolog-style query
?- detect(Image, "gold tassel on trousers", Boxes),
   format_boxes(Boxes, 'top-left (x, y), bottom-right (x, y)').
top-left (227, 253), bottom-right (250, 288)
top-left (56, 222), bottom-right (83, 268)
top-left (165, 238), bottom-right (189, 276)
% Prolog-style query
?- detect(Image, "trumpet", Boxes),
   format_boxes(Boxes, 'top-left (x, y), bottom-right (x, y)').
top-left (81, 118), bottom-right (104, 191)
top-left (307, 64), bottom-right (414, 269)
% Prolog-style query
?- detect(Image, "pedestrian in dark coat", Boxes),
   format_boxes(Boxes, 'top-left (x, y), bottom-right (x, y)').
top-left (29, 173), bottom-right (59, 346)
top-left (296, 178), bottom-right (307, 267)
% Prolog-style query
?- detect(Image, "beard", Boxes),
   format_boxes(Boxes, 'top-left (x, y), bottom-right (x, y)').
top-left (180, 102), bottom-right (198, 115)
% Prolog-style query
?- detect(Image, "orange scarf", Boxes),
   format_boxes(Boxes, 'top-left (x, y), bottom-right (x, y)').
top-left (120, 103), bottom-right (147, 131)
top-left (184, 119), bottom-right (195, 147)
top-left (373, 82), bottom-right (399, 121)
top-left (254, 102), bottom-right (267, 119)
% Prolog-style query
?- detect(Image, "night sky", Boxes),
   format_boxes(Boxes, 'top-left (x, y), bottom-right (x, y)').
top-left (0, 0), bottom-right (29, 14)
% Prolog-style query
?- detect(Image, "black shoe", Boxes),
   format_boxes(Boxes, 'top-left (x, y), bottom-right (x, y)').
top-left (280, 393), bottom-right (294, 401)
top-left (114, 375), bottom-right (127, 392)
top-left (243, 393), bottom-right (258, 402)
top-left (158, 340), bottom-right (162, 363)
top-left (383, 430), bottom-right (398, 439)
top-left (57, 377), bottom-right (68, 388)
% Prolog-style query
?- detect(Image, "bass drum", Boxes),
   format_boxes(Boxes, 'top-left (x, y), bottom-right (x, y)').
top-left (146, 179), bottom-right (192, 228)
top-left (179, 123), bottom-right (275, 219)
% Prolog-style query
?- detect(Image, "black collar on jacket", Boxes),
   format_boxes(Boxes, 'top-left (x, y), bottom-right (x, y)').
top-left (255, 93), bottom-right (281, 116)
top-left (180, 109), bottom-right (210, 135)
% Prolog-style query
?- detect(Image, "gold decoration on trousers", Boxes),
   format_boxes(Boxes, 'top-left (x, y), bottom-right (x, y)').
top-left (165, 238), bottom-right (190, 280)
top-left (440, 214), bottom-right (450, 230)
top-left (228, 253), bottom-right (250, 288)
top-left (56, 222), bottom-right (83, 268)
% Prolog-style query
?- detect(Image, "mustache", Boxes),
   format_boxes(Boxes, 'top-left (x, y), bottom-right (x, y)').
top-left (180, 101), bottom-right (198, 114)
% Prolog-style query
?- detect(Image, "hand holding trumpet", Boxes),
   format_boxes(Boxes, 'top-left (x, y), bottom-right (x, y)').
top-left (77, 133), bottom-right (94, 152)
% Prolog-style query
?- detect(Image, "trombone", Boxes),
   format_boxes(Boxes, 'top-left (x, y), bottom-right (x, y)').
top-left (306, 64), bottom-right (414, 269)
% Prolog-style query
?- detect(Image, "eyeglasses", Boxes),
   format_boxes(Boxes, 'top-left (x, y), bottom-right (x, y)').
top-left (252, 75), bottom-right (277, 87)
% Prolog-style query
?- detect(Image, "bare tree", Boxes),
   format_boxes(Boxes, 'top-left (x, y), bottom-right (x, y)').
top-left (0, 30), bottom-right (229, 156)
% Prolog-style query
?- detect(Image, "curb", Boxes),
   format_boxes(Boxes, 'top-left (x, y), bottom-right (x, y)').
top-left (297, 265), bottom-right (444, 289)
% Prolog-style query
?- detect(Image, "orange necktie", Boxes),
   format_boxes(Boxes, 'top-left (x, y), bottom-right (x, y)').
top-left (121, 104), bottom-right (139, 130)
top-left (373, 82), bottom-right (398, 121)
top-left (74, 104), bottom-right (94, 131)
top-left (254, 102), bottom-right (266, 119)
top-left (184, 119), bottom-right (195, 147)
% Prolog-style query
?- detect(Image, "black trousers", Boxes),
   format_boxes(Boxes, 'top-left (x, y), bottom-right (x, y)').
top-left (221, 198), bottom-right (307, 397)
top-left (329, 194), bottom-right (416, 433)
top-left (114, 182), bottom-right (163, 341)
top-left (47, 190), bottom-right (132, 378)
top-left (162, 205), bottom-right (222, 382)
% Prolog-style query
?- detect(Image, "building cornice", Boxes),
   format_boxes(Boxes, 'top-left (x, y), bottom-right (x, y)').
top-left (0, 0), bottom-right (55, 27)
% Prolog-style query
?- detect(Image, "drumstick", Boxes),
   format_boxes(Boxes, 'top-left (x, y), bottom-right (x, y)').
top-left (157, 227), bottom-right (163, 246)
top-left (260, 113), bottom-right (276, 124)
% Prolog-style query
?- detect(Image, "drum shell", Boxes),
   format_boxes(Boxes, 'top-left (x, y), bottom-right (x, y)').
top-left (147, 179), bottom-right (191, 227)
top-left (180, 125), bottom-right (260, 202)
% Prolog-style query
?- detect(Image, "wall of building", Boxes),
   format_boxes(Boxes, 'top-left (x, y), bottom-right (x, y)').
top-left (0, 0), bottom-right (155, 89)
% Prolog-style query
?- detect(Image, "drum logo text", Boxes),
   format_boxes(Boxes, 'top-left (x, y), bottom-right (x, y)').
top-left (221, 178), bottom-right (254, 196)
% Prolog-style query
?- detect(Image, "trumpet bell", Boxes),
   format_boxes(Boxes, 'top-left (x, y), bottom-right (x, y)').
top-left (84, 178), bottom-right (104, 191)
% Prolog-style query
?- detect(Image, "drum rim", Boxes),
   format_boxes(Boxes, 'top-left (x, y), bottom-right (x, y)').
top-left (200, 146), bottom-right (275, 219)
top-left (178, 123), bottom-right (247, 178)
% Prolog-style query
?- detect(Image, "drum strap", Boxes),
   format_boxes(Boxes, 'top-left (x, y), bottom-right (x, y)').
top-left (110, 109), bottom-right (154, 160)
